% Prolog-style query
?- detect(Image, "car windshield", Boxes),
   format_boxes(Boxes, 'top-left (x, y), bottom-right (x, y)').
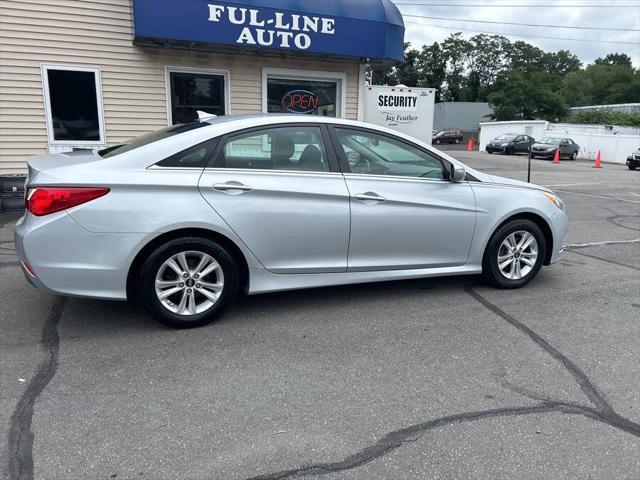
top-left (495, 134), bottom-right (516, 141)
top-left (539, 138), bottom-right (562, 145)
top-left (97, 122), bottom-right (210, 158)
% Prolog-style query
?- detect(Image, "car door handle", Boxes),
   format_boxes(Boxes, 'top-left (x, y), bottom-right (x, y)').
top-left (354, 192), bottom-right (386, 203)
top-left (212, 181), bottom-right (253, 193)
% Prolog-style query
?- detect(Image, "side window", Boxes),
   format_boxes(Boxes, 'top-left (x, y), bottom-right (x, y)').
top-left (216, 126), bottom-right (329, 172)
top-left (514, 135), bottom-right (523, 142)
top-left (156, 139), bottom-right (215, 168)
top-left (335, 128), bottom-right (445, 180)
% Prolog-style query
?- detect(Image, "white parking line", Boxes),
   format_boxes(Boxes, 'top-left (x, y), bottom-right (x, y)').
top-left (554, 190), bottom-right (640, 204)
top-left (563, 238), bottom-right (640, 249)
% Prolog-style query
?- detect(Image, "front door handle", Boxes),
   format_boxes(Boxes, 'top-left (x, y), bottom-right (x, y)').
top-left (354, 192), bottom-right (386, 203)
top-left (212, 181), bottom-right (253, 193)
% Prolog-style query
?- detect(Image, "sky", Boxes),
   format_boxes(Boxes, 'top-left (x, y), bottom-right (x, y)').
top-left (392, 0), bottom-right (640, 67)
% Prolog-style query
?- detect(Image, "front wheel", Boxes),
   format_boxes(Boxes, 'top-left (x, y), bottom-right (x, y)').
top-left (482, 219), bottom-right (546, 289)
top-left (455, 138), bottom-right (461, 144)
top-left (137, 237), bottom-right (239, 328)
top-left (506, 147), bottom-right (514, 155)
top-left (629, 165), bottom-right (637, 170)
top-left (571, 151), bottom-right (577, 160)
top-left (435, 139), bottom-right (441, 145)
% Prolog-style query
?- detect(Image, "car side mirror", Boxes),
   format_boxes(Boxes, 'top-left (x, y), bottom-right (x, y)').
top-left (450, 164), bottom-right (466, 182)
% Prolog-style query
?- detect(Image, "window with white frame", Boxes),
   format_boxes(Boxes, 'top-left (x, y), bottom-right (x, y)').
top-left (41, 65), bottom-right (105, 145)
top-left (263, 68), bottom-right (346, 118)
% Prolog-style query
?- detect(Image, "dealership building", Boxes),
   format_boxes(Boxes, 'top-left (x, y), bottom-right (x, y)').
top-left (0, 0), bottom-right (404, 173)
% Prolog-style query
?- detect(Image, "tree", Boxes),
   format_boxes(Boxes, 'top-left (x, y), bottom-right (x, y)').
top-left (441, 33), bottom-right (471, 101)
top-left (593, 53), bottom-right (633, 68)
top-left (488, 71), bottom-right (567, 121)
top-left (417, 42), bottom-right (447, 101)
top-left (505, 41), bottom-right (545, 73)
top-left (466, 34), bottom-right (510, 101)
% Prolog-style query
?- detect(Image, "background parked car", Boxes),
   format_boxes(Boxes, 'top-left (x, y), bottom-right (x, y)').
top-left (626, 148), bottom-right (640, 170)
top-left (531, 137), bottom-right (580, 160)
top-left (486, 133), bottom-right (535, 154)
top-left (486, 133), bottom-right (535, 155)
top-left (433, 129), bottom-right (464, 145)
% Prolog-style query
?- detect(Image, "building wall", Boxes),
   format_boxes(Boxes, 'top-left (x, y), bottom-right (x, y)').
top-left (434, 102), bottom-right (492, 134)
top-left (479, 120), bottom-right (639, 164)
top-left (0, 0), bottom-right (360, 173)
top-left (478, 121), bottom-right (549, 152)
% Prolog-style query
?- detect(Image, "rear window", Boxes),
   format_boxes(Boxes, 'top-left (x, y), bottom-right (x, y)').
top-left (495, 134), bottom-right (516, 140)
top-left (97, 122), bottom-right (209, 158)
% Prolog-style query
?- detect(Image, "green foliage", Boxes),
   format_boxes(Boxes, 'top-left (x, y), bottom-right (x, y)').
top-left (568, 109), bottom-right (640, 127)
top-left (369, 34), bottom-right (638, 122)
top-left (488, 71), bottom-right (567, 121)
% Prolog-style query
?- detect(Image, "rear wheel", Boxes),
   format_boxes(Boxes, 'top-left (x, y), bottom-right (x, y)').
top-left (137, 237), bottom-right (239, 328)
top-left (435, 139), bottom-right (441, 145)
top-left (482, 219), bottom-right (546, 289)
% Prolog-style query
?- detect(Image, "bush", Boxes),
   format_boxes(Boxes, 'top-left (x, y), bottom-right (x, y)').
top-left (567, 109), bottom-right (640, 127)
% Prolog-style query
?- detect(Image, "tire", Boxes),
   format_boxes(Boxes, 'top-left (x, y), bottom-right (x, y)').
top-left (506, 147), bottom-right (514, 155)
top-left (455, 138), bottom-right (461, 144)
top-left (482, 219), bottom-right (547, 289)
top-left (530, 154), bottom-right (536, 159)
top-left (571, 151), bottom-right (577, 160)
top-left (435, 139), bottom-right (441, 145)
top-left (137, 237), bottom-right (239, 328)
top-left (629, 165), bottom-right (637, 170)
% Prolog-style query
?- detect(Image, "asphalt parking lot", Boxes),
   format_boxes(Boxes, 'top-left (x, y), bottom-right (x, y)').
top-left (1, 152), bottom-right (639, 480)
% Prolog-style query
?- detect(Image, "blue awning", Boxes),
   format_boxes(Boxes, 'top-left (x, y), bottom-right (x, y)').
top-left (132, 0), bottom-right (405, 63)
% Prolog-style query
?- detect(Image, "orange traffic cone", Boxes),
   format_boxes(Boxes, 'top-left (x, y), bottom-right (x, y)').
top-left (593, 150), bottom-right (602, 168)
top-left (467, 138), bottom-right (474, 152)
top-left (552, 148), bottom-right (560, 164)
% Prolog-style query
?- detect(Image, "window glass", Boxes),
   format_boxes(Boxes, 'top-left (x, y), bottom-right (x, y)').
top-left (335, 128), bottom-right (445, 180)
top-left (217, 126), bottom-right (329, 172)
top-left (266, 78), bottom-right (338, 117)
top-left (169, 72), bottom-right (225, 124)
top-left (46, 69), bottom-right (100, 141)
top-left (156, 139), bottom-right (215, 168)
top-left (98, 122), bottom-right (209, 158)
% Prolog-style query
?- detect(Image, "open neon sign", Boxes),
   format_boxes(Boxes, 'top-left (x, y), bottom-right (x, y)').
top-left (281, 90), bottom-right (319, 114)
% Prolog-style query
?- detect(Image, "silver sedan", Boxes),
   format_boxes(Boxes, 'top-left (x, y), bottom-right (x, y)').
top-left (16, 115), bottom-right (568, 328)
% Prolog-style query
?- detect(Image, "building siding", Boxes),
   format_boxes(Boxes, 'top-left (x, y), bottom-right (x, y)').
top-left (0, 0), bottom-right (360, 173)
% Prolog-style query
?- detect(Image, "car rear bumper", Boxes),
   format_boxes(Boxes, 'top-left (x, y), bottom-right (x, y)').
top-left (14, 211), bottom-right (146, 300)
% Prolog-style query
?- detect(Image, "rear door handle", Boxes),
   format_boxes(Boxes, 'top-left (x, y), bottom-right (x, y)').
top-left (354, 192), bottom-right (385, 203)
top-left (212, 181), bottom-right (253, 193)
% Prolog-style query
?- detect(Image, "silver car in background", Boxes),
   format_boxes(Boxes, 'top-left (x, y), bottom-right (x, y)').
top-left (15, 115), bottom-right (568, 328)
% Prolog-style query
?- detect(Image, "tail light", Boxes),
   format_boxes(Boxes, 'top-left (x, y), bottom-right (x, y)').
top-left (26, 187), bottom-right (110, 216)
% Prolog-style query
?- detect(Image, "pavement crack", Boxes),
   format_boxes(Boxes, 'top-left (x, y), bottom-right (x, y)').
top-left (6, 297), bottom-right (66, 480)
top-left (245, 404), bottom-right (565, 480)
top-left (242, 289), bottom-right (639, 480)
top-left (566, 249), bottom-right (640, 272)
top-left (465, 287), bottom-right (639, 436)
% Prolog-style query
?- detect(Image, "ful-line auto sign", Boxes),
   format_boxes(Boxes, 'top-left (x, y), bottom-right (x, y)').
top-left (207, 4), bottom-right (335, 50)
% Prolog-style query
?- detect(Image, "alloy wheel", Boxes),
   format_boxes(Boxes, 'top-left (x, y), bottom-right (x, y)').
top-left (154, 250), bottom-right (224, 315)
top-left (497, 231), bottom-right (538, 280)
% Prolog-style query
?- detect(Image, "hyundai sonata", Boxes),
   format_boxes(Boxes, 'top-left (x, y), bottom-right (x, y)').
top-left (16, 115), bottom-right (567, 328)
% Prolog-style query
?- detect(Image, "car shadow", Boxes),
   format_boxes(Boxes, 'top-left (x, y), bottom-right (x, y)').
top-left (60, 274), bottom-right (485, 336)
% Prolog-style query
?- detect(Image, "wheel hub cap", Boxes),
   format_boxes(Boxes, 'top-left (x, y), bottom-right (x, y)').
top-left (497, 231), bottom-right (538, 280)
top-left (154, 250), bottom-right (224, 316)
